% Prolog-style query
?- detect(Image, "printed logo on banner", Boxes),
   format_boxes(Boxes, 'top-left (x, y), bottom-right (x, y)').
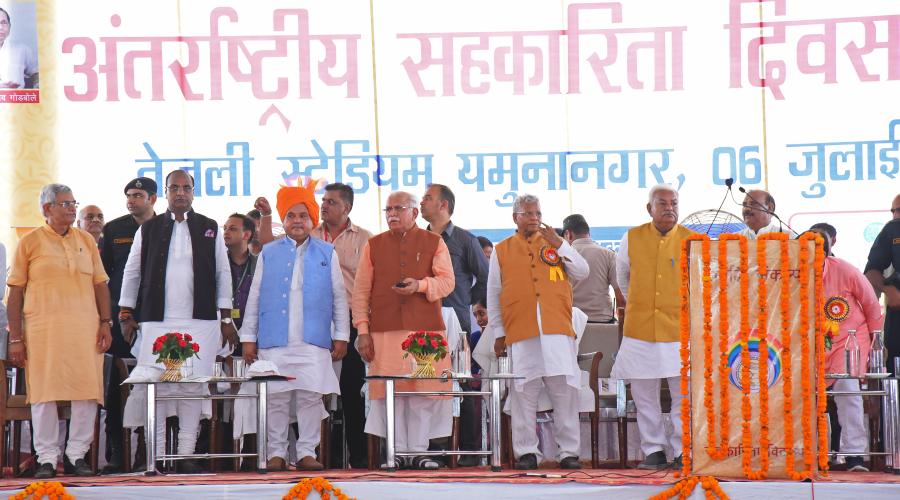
top-left (726, 331), bottom-right (783, 392)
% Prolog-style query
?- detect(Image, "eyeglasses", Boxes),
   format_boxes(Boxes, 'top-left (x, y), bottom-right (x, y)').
top-left (891, 207), bottom-right (900, 215)
top-left (514, 211), bottom-right (542, 219)
top-left (166, 185), bottom-right (194, 194)
top-left (83, 214), bottom-right (104, 221)
top-left (383, 206), bottom-right (413, 213)
top-left (52, 201), bottom-right (79, 208)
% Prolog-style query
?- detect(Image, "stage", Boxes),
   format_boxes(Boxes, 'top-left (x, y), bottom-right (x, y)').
top-left (1, 468), bottom-right (899, 499)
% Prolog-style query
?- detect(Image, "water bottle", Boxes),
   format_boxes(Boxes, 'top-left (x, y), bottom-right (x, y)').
top-left (870, 329), bottom-right (886, 374)
top-left (452, 331), bottom-right (472, 378)
top-left (844, 329), bottom-right (861, 378)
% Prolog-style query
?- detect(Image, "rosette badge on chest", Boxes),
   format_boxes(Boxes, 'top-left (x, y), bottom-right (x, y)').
top-left (539, 245), bottom-right (566, 282)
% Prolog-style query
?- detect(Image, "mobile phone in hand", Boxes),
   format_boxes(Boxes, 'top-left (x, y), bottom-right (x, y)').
top-left (395, 281), bottom-right (408, 288)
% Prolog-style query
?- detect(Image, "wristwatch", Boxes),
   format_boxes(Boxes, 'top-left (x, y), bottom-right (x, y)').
top-left (221, 317), bottom-right (233, 325)
top-left (100, 318), bottom-right (114, 327)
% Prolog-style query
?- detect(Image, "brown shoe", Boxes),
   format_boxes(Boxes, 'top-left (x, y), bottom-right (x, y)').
top-left (266, 456), bottom-right (287, 471)
top-left (295, 455), bottom-right (324, 471)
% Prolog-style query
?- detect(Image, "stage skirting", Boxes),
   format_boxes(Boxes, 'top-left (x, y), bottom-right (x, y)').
top-left (1, 470), bottom-right (899, 499)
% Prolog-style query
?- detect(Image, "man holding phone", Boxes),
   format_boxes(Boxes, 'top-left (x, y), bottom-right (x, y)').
top-left (351, 191), bottom-right (455, 469)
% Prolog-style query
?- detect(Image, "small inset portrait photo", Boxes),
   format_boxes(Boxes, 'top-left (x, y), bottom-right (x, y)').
top-left (0, 1), bottom-right (40, 103)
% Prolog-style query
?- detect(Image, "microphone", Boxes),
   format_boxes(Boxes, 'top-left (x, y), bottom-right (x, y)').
top-left (705, 178), bottom-right (734, 235)
top-left (737, 186), bottom-right (798, 236)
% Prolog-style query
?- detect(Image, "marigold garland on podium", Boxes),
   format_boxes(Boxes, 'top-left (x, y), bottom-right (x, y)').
top-left (679, 232), bottom-right (829, 480)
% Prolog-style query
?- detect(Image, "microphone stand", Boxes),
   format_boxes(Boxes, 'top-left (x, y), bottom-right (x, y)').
top-left (705, 180), bottom-right (733, 236)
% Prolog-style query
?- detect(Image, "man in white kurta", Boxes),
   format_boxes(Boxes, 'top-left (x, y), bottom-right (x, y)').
top-left (737, 189), bottom-right (796, 239)
top-left (240, 188), bottom-right (349, 471)
top-left (489, 195), bottom-right (588, 470)
top-left (119, 171), bottom-right (236, 473)
top-left (612, 184), bottom-right (694, 469)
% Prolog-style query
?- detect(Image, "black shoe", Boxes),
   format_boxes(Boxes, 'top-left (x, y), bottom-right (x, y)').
top-left (34, 463), bottom-right (56, 479)
top-left (560, 456), bottom-right (582, 469)
top-left (72, 458), bottom-right (94, 477)
top-left (514, 453), bottom-right (538, 470)
top-left (671, 455), bottom-right (683, 470)
top-left (456, 455), bottom-right (480, 467)
top-left (637, 451), bottom-right (668, 470)
top-left (101, 459), bottom-right (123, 475)
top-left (845, 456), bottom-right (869, 472)
top-left (177, 459), bottom-right (202, 474)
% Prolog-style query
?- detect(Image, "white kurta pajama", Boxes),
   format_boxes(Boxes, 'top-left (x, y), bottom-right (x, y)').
top-left (611, 232), bottom-right (683, 458)
top-left (239, 237), bottom-right (349, 461)
top-left (488, 241), bottom-right (589, 461)
top-left (120, 213), bottom-right (233, 455)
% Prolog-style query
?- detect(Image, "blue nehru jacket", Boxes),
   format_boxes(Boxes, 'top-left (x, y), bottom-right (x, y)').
top-left (257, 236), bottom-right (334, 349)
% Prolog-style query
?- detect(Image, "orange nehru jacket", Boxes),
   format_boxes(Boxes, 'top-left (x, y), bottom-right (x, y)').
top-left (367, 225), bottom-right (445, 332)
top-left (496, 233), bottom-right (575, 344)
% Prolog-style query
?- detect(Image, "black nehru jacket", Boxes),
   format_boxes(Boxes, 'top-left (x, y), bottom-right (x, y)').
top-left (136, 210), bottom-right (219, 322)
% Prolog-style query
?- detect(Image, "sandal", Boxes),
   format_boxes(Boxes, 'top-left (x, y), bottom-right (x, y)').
top-left (411, 455), bottom-right (441, 470)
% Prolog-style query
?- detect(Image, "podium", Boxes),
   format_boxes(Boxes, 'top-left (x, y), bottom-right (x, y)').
top-left (680, 233), bottom-right (827, 479)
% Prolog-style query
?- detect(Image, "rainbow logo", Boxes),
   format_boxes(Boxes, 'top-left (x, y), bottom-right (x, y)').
top-left (726, 332), bottom-right (783, 391)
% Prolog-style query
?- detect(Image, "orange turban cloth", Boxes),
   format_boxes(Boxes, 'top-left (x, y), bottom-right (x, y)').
top-left (276, 178), bottom-right (320, 228)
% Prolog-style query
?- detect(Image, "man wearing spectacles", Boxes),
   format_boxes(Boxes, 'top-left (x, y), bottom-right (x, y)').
top-left (352, 191), bottom-right (456, 470)
top-left (738, 189), bottom-right (795, 239)
top-left (98, 177), bottom-right (157, 473)
top-left (864, 193), bottom-right (900, 381)
top-left (488, 194), bottom-right (589, 470)
top-left (76, 205), bottom-right (105, 245)
top-left (119, 170), bottom-right (237, 473)
top-left (6, 183), bottom-right (112, 478)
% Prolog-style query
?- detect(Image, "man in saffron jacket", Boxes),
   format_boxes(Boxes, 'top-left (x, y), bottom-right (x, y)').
top-left (489, 194), bottom-right (589, 470)
top-left (352, 191), bottom-right (455, 470)
top-left (240, 181), bottom-right (349, 471)
top-left (612, 184), bottom-right (695, 470)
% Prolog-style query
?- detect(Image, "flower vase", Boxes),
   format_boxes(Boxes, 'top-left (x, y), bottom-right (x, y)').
top-left (161, 358), bottom-right (185, 382)
top-left (410, 353), bottom-right (438, 378)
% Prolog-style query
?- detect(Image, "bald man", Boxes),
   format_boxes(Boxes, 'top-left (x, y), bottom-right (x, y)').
top-left (77, 205), bottom-right (104, 244)
top-left (737, 189), bottom-right (794, 238)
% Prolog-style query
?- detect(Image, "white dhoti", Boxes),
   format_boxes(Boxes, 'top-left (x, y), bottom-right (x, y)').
top-left (833, 379), bottom-right (868, 455)
top-left (630, 377), bottom-right (683, 457)
top-left (509, 375), bottom-right (580, 460)
top-left (31, 400), bottom-right (97, 465)
top-left (365, 398), bottom-right (444, 452)
top-left (258, 340), bottom-right (339, 461)
top-left (122, 319), bottom-right (227, 454)
top-left (611, 337), bottom-right (682, 458)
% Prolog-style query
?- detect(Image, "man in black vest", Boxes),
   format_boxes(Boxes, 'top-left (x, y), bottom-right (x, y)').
top-left (119, 170), bottom-right (238, 473)
top-left (99, 176), bottom-right (156, 473)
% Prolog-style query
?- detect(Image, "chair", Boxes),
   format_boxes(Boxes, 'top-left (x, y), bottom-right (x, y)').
top-left (0, 361), bottom-right (102, 475)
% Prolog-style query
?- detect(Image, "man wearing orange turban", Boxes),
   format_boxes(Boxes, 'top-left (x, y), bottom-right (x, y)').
top-left (240, 180), bottom-right (349, 471)
top-left (276, 179), bottom-right (320, 229)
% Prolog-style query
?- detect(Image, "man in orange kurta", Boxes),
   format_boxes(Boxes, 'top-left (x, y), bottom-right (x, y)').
top-left (6, 184), bottom-right (112, 479)
top-left (352, 191), bottom-right (455, 470)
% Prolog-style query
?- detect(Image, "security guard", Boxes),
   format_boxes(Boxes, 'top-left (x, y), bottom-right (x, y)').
top-left (98, 176), bottom-right (157, 473)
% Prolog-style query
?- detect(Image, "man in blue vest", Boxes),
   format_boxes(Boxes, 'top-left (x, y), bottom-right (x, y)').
top-left (240, 180), bottom-right (350, 471)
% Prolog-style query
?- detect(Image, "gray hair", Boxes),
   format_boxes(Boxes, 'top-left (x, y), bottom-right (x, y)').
top-left (389, 190), bottom-right (419, 207)
top-left (647, 184), bottom-right (677, 203)
top-left (39, 183), bottom-right (72, 216)
top-left (513, 194), bottom-right (540, 213)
